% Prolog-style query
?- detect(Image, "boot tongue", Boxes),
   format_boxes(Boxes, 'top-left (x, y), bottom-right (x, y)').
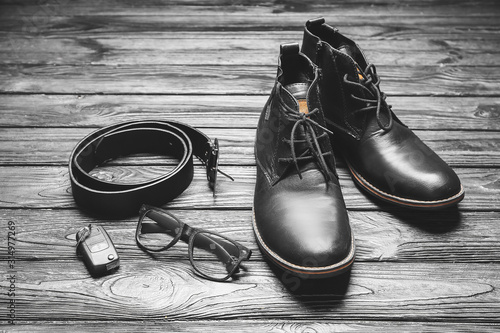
top-left (284, 83), bottom-right (310, 114)
top-left (338, 43), bottom-right (365, 81)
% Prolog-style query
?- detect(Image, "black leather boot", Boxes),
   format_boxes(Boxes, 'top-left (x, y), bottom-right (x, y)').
top-left (301, 18), bottom-right (464, 209)
top-left (253, 43), bottom-right (355, 278)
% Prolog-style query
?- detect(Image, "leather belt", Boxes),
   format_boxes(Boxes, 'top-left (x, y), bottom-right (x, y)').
top-left (69, 120), bottom-right (227, 217)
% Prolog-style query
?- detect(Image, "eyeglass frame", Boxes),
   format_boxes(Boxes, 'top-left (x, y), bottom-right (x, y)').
top-left (135, 204), bottom-right (252, 282)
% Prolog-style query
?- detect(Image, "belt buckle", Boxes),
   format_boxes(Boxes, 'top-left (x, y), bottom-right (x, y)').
top-left (206, 138), bottom-right (220, 194)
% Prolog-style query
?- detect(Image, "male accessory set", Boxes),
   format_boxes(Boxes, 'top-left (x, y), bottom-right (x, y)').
top-left (71, 18), bottom-right (464, 281)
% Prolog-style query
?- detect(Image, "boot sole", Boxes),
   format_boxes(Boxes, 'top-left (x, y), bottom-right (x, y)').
top-left (252, 208), bottom-right (355, 278)
top-left (346, 161), bottom-right (465, 209)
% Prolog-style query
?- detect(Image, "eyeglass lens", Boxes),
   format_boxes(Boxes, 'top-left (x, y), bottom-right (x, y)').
top-left (138, 210), bottom-right (182, 251)
top-left (191, 232), bottom-right (241, 280)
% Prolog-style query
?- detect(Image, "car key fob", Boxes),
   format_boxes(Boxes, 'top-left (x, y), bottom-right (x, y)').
top-left (76, 224), bottom-right (120, 276)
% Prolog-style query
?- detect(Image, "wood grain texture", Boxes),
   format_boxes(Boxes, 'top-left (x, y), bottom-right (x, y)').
top-left (1, 64), bottom-right (499, 95)
top-left (0, 127), bottom-right (498, 167)
top-left (0, 209), bottom-right (499, 263)
top-left (1, 5), bottom-right (499, 34)
top-left (2, 35), bottom-right (499, 66)
top-left (0, 166), bottom-right (497, 211)
top-left (1, 0), bottom-right (499, 329)
top-left (3, 0), bottom-right (500, 17)
top-left (0, 260), bottom-right (499, 322)
top-left (1, 95), bottom-right (499, 130)
top-left (8, 321), bottom-right (500, 333)
top-left (2, 0), bottom-right (499, 47)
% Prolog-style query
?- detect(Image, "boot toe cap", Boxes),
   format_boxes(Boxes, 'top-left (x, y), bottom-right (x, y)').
top-left (253, 176), bottom-right (355, 277)
top-left (350, 126), bottom-right (465, 209)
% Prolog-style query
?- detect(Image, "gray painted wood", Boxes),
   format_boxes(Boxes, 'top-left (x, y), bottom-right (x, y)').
top-left (0, 0), bottom-right (499, 330)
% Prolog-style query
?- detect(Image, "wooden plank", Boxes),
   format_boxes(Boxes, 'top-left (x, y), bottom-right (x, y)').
top-left (1, 8), bottom-right (499, 31)
top-left (2, 2), bottom-right (499, 42)
top-left (1, 209), bottom-right (499, 263)
top-left (0, 127), bottom-right (498, 167)
top-left (2, 35), bottom-right (499, 67)
top-left (2, 0), bottom-right (499, 17)
top-left (1, 64), bottom-right (499, 96)
top-left (0, 166), bottom-right (497, 211)
top-left (0, 0), bottom-right (498, 7)
top-left (3, 30), bottom-right (499, 45)
top-left (1, 13), bottom-right (499, 47)
top-left (8, 321), bottom-right (500, 333)
top-left (1, 95), bottom-right (498, 131)
top-left (0, 260), bottom-right (499, 322)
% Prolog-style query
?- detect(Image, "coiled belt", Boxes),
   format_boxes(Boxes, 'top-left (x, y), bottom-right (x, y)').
top-left (69, 120), bottom-right (227, 217)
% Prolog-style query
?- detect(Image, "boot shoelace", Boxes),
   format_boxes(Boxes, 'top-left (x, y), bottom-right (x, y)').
top-left (276, 91), bottom-right (334, 182)
top-left (343, 63), bottom-right (393, 131)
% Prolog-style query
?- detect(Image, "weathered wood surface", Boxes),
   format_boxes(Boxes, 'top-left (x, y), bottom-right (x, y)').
top-left (2, 2), bottom-right (499, 68)
top-left (1, 35), bottom-right (499, 66)
top-left (9, 322), bottom-right (500, 333)
top-left (1, 209), bottom-right (499, 263)
top-left (3, 260), bottom-right (500, 321)
top-left (1, 95), bottom-right (499, 130)
top-left (1, 3), bottom-right (499, 37)
top-left (3, 0), bottom-right (499, 16)
top-left (0, 166), bottom-right (498, 211)
top-left (2, 64), bottom-right (499, 95)
top-left (0, 0), bottom-right (499, 331)
top-left (0, 128), bottom-right (499, 167)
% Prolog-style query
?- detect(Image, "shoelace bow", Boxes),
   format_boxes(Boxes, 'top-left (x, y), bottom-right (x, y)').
top-left (343, 63), bottom-right (393, 131)
top-left (276, 91), bottom-right (333, 182)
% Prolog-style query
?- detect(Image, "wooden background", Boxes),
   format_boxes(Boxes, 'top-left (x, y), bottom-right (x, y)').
top-left (1, 0), bottom-right (499, 331)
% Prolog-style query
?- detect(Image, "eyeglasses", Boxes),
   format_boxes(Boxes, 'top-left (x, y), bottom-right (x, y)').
top-left (135, 205), bottom-right (252, 282)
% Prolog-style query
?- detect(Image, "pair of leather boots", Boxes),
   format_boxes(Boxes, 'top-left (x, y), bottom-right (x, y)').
top-left (253, 18), bottom-right (465, 278)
